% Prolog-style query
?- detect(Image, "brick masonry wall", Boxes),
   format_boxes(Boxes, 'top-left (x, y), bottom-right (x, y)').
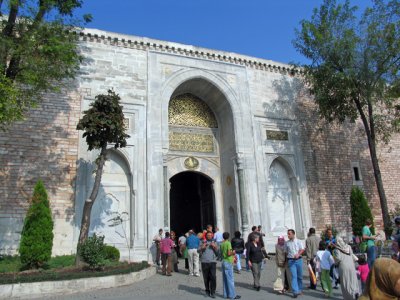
top-left (0, 88), bottom-right (81, 254)
top-left (297, 92), bottom-right (400, 236)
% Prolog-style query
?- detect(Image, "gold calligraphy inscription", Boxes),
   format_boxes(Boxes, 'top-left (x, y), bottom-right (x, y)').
top-left (266, 130), bottom-right (289, 141)
top-left (169, 132), bottom-right (214, 153)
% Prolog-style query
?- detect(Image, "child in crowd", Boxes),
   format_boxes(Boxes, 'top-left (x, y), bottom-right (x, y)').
top-left (315, 240), bottom-right (335, 298)
top-left (357, 254), bottom-right (369, 293)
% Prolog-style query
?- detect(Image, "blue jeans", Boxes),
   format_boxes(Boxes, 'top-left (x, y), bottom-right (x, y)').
top-left (288, 259), bottom-right (303, 295)
top-left (367, 245), bottom-right (376, 269)
top-left (235, 254), bottom-right (242, 271)
top-left (222, 261), bottom-right (236, 299)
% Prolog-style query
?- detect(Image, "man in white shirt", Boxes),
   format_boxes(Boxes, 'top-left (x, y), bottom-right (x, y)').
top-left (214, 227), bottom-right (224, 245)
top-left (285, 229), bottom-right (305, 298)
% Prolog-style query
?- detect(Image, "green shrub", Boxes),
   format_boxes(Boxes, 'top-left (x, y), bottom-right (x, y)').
top-left (104, 245), bottom-right (120, 262)
top-left (79, 234), bottom-right (106, 269)
top-left (350, 186), bottom-right (374, 237)
top-left (19, 180), bottom-right (54, 268)
top-left (47, 255), bottom-right (75, 269)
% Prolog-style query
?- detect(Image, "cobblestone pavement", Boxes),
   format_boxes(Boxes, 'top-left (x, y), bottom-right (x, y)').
top-left (39, 259), bottom-right (345, 300)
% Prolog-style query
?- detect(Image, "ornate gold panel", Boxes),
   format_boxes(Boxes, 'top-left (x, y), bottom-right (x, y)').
top-left (169, 132), bottom-right (214, 153)
top-left (168, 94), bottom-right (218, 128)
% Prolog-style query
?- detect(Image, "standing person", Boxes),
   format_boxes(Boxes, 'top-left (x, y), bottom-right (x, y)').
top-left (179, 232), bottom-right (189, 270)
top-left (220, 232), bottom-right (241, 299)
top-left (257, 225), bottom-right (266, 237)
top-left (186, 229), bottom-right (200, 276)
top-left (199, 231), bottom-right (219, 298)
top-left (214, 227), bottom-right (224, 246)
top-left (153, 228), bottom-right (164, 266)
top-left (246, 233), bottom-right (264, 291)
top-left (170, 231), bottom-right (179, 272)
top-left (325, 228), bottom-right (339, 289)
top-left (333, 237), bottom-right (359, 300)
top-left (285, 229), bottom-right (305, 298)
top-left (362, 218), bottom-right (379, 269)
top-left (316, 240), bottom-right (335, 297)
top-left (306, 227), bottom-right (321, 289)
top-left (273, 235), bottom-right (288, 294)
top-left (160, 231), bottom-right (174, 276)
top-left (357, 254), bottom-right (370, 293)
top-left (231, 231), bottom-right (245, 274)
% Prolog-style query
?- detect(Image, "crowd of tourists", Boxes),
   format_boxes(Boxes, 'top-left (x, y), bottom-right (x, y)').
top-left (151, 217), bottom-right (400, 300)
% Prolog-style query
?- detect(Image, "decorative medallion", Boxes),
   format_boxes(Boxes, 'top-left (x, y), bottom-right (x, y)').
top-left (184, 156), bottom-right (199, 170)
top-left (226, 176), bottom-right (232, 186)
top-left (168, 93), bottom-right (218, 128)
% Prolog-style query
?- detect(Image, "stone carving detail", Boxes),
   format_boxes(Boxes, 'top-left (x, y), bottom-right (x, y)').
top-left (169, 132), bottom-right (214, 153)
top-left (184, 156), bottom-right (199, 170)
top-left (266, 130), bottom-right (289, 141)
top-left (168, 93), bottom-right (218, 128)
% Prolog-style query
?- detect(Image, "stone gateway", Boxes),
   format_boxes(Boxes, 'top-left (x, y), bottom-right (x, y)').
top-left (0, 28), bottom-right (399, 260)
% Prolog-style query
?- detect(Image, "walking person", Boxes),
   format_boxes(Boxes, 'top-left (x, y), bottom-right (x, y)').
top-left (362, 218), bottom-right (379, 269)
top-left (153, 228), bottom-right (164, 266)
top-left (306, 227), bottom-right (321, 290)
top-left (285, 229), bottom-right (305, 298)
top-left (231, 231), bottom-right (245, 274)
top-left (356, 254), bottom-right (369, 294)
top-left (199, 231), bottom-right (219, 298)
top-left (220, 232), bottom-right (241, 299)
top-left (333, 237), bottom-right (359, 300)
top-left (170, 231), bottom-right (179, 272)
top-left (273, 235), bottom-right (288, 294)
top-left (325, 228), bottom-right (339, 289)
top-left (214, 226), bottom-right (224, 246)
top-left (186, 229), bottom-right (200, 276)
top-left (160, 231), bottom-right (174, 276)
top-left (246, 233), bottom-right (264, 291)
top-left (316, 240), bottom-right (335, 297)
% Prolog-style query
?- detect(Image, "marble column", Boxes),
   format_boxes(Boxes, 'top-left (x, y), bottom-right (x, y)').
top-left (163, 165), bottom-right (169, 230)
top-left (236, 156), bottom-right (249, 233)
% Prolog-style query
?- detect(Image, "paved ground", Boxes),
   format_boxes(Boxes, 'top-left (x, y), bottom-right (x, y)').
top-left (39, 259), bottom-right (345, 300)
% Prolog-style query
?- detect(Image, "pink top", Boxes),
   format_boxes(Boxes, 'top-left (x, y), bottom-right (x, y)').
top-left (357, 264), bottom-right (370, 282)
top-left (160, 238), bottom-right (174, 254)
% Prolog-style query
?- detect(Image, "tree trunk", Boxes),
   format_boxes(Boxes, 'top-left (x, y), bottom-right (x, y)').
top-left (75, 145), bottom-right (108, 265)
top-left (354, 99), bottom-right (391, 238)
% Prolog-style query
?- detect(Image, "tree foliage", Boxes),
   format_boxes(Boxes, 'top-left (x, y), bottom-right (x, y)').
top-left (0, 0), bottom-right (91, 130)
top-left (76, 90), bottom-right (129, 263)
top-left (19, 180), bottom-right (54, 268)
top-left (293, 0), bottom-right (400, 237)
top-left (350, 186), bottom-right (374, 237)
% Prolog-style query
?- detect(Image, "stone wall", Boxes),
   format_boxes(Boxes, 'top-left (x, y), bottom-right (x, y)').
top-left (0, 89), bottom-right (81, 254)
top-left (296, 92), bottom-right (399, 235)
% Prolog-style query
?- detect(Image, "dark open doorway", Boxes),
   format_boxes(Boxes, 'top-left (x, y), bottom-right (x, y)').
top-left (170, 172), bottom-right (215, 236)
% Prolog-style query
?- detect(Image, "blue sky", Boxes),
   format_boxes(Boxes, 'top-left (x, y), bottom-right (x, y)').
top-left (77, 0), bottom-right (370, 65)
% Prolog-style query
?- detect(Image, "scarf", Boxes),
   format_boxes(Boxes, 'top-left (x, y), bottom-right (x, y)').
top-left (335, 237), bottom-right (351, 255)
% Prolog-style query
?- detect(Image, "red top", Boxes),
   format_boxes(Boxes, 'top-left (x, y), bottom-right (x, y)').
top-left (160, 238), bottom-right (174, 254)
top-left (357, 264), bottom-right (370, 282)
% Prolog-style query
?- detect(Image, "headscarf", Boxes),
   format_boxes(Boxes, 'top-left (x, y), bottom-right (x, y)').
top-left (277, 235), bottom-right (285, 248)
top-left (360, 258), bottom-right (400, 300)
top-left (335, 237), bottom-right (351, 255)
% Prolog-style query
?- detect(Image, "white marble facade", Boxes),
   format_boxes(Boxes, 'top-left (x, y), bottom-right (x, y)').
top-left (69, 28), bottom-right (312, 260)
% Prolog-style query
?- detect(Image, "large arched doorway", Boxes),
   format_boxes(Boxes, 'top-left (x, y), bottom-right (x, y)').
top-left (169, 172), bottom-right (215, 236)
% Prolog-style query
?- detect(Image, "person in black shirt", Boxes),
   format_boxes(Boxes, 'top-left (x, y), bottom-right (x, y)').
top-left (246, 233), bottom-right (264, 291)
top-left (231, 231), bottom-right (245, 274)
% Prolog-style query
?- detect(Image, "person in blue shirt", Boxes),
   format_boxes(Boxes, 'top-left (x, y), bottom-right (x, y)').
top-left (186, 229), bottom-right (201, 276)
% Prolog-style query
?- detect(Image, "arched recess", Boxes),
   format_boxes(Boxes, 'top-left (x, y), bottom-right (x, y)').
top-left (90, 149), bottom-right (133, 250)
top-left (164, 74), bottom-right (240, 233)
top-left (266, 157), bottom-right (302, 237)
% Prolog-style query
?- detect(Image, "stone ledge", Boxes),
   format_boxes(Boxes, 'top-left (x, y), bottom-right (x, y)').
top-left (0, 266), bottom-right (156, 299)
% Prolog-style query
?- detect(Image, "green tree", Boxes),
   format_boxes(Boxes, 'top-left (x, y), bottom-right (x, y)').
top-left (0, 0), bottom-right (91, 130)
top-left (76, 90), bottom-right (129, 262)
top-left (293, 0), bottom-right (400, 237)
top-left (19, 180), bottom-right (54, 268)
top-left (350, 186), bottom-right (374, 237)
